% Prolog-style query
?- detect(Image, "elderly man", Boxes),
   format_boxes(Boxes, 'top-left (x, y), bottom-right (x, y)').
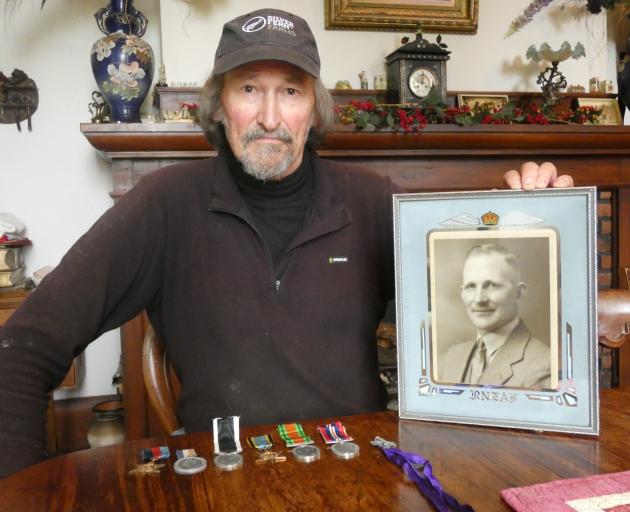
top-left (439, 244), bottom-right (551, 388)
top-left (0, 8), bottom-right (571, 478)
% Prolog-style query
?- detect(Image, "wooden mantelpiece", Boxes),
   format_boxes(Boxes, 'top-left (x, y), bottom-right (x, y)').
top-left (81, 122), bottom-right (630, 440)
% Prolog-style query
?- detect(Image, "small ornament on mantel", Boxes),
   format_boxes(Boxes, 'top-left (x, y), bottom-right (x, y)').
top-left (156, 63), bottom-right (168, 88)
top-left (526, 41), bottom-right (585, 106)
top-left (358, 70), bottom-right (369, 90)
top-left (385, 26), bottom-right (450, 105)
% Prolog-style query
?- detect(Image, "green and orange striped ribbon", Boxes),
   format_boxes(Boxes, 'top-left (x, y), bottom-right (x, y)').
top-left (277, 423), bottom-right (314, 448)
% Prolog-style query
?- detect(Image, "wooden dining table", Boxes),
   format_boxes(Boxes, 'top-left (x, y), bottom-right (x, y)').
top-left (1, 389), bottom-right (629, 511)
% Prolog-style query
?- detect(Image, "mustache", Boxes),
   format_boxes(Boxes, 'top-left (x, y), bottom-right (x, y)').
top-left (241, 127), bottom-right (293, 145)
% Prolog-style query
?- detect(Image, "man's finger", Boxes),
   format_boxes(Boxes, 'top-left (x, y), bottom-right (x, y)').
top-left (519, 162), bottom-right (540, 190)
top-left (535, 162), bottom-right (558, 189)
top-left (552, 174), bottom-right (574, 188)
top-left (503, 169), bottom-right (522, 189)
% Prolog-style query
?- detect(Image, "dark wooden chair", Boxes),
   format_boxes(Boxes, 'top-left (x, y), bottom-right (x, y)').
top-left (142, 326), bottom-right (182, 435)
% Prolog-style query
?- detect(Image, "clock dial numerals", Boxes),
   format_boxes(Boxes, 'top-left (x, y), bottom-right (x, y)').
top-left (408, 68), bottom-right (437, 98)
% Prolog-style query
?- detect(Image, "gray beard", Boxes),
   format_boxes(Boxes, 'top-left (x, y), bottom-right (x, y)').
top-left (219, 112), bottom-right (301, 181)
top-left (239, 137), bottom-right (296, 181)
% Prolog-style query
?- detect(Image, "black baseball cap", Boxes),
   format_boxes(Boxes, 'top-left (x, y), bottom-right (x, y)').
top-left (213, 9), bottom-right (321, 78)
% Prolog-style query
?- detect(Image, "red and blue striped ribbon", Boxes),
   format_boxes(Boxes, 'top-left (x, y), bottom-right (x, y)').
top-left (317, 421), bottom-right (353, 444)
top-left (140, 446), bottom-right (170, 462)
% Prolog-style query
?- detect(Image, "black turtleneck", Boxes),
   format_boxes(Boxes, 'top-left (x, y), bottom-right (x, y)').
top-left (225, 145), bottom-right (314, 266)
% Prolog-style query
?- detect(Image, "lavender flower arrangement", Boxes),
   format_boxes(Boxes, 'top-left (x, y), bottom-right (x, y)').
top-left (505, 0), bottom-right (630, 38)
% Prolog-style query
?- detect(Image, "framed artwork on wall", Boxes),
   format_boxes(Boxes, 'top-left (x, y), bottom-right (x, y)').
top-left (393, 188), bottom-right (599, 435)
top-left (324, 0), bottom-right (479, 33)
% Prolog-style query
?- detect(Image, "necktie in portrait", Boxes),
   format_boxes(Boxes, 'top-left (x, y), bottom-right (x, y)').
top-left (467, 339), bottom-right (487, 384)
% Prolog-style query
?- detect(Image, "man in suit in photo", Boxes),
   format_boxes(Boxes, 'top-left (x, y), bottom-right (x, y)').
top-left (438, 243), bottom-right (551, 389)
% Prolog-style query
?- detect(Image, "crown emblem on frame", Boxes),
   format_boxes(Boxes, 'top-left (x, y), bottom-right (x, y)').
top-left (481, 211), bottom-right (499, 225)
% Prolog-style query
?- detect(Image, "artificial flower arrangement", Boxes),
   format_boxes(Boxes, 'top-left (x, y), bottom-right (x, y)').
top-left (506, 0), bottom-right (630, 38)
top-left (335, 91), bottom-right (602, 133)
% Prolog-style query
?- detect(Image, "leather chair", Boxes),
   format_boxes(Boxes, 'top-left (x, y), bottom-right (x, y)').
top-left (598, 289), bottom-right (630, 349)
top-left (142, 326), bottom-right (182, 435)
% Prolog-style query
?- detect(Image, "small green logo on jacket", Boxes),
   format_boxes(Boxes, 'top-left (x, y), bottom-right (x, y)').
top-left (328, 256), bottom-right (348, 264)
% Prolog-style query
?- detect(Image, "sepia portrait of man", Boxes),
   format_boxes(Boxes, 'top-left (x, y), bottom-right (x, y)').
top-left (430, 230), bottom-right (559, 390)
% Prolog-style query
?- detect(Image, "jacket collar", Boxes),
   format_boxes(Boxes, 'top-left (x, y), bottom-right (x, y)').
top-left (207, 147), bottom-right (350, 245)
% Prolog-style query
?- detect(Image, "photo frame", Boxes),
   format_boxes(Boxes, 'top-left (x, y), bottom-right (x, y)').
top-left (394, 188), bottom-right (599, 434)
top-left (324, 0), bottom-right (478, 33)
top-left (457, 94), bottom-right (509, 110)
top-left (578, 97), bottom-right (623, 125)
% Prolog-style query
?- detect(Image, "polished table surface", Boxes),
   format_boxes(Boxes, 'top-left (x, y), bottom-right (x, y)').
top-left (1, 389), bottom-right (629, 512)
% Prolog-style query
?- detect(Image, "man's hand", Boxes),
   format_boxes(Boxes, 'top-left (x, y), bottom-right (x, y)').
top-left (504, 162), bottom-right (574, 190)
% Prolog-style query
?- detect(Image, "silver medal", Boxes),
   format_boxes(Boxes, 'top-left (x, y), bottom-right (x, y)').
top-left (214, 452), bottom-right (243, 471)
top-left (331, 442), bottom-right (360, 460)
top-left (174, 456), bottom-right (208, 475)
top-left (292, 444), bottom-right (320, 463)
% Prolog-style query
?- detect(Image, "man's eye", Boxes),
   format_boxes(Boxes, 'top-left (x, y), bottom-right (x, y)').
top-left (243, 85), bottom-right (254, 93)
top-left (286, 88), bottom-right (297, 95)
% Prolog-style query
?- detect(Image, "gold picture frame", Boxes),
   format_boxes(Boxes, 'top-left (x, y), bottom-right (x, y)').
top-left (457, 94), bottom-right (509, 110)
top-left (577, 98), bottom-right (623, 126)
top-left (324, 0), bottom-right (478, 33)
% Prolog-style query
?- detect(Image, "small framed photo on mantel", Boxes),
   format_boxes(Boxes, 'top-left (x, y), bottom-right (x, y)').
top-left (394, 188), bottom-right (598, 435)
top-left (457, 94), bottom-right (509, 110)
top-left (577, 97), bottom-right (623, 125)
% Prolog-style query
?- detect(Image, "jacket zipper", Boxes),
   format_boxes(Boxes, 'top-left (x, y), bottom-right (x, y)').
top-left (209, 207), bottom-right (282, 294)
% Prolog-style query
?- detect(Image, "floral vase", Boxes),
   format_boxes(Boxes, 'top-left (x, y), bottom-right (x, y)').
top-left (90, 0), bottom-right (154, 123)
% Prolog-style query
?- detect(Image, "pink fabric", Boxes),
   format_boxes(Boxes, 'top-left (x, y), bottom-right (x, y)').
top-left (501, 470), bottom-right (630, 511)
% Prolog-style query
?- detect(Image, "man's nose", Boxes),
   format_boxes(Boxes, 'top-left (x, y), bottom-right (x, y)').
top-left (257, 93), bottom-right (281, 131)
top-left (473, 287), bottom-right (488, 303)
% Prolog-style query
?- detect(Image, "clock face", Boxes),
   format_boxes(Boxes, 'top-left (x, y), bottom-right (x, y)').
top-left (408, 67), bottom-right (437, 98)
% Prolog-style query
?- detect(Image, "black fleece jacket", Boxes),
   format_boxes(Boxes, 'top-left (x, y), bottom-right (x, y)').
top-left (0, 149), bottom-right (400, 477)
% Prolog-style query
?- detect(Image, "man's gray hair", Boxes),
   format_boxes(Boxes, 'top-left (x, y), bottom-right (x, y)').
top-left (197, 72), bottom-right (335, 148)
top-left (465, 244), bottom-right (521, 276)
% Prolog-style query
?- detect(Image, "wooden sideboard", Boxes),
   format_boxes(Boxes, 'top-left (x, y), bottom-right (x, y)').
top-left (81, 122), bottom-right (630, 440)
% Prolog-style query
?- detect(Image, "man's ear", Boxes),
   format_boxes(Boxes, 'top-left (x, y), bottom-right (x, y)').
top-left (516, 282), bottom-right (527, 299)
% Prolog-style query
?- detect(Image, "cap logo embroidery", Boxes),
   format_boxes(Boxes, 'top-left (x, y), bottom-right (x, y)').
top-left (242, 16), bottom-right (266, 32)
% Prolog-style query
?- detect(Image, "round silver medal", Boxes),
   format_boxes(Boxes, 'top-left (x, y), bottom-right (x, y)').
top-left (331, 442), bottom-right (360, 460)
top-left (292, 444), bottom-right (320, 463)
top-left (174, 456), bottom-right (208, 475)
top-left (214, 452), bottom-right (243, 471)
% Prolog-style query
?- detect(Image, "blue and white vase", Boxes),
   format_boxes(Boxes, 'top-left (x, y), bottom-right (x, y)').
top-left (90, 0), bottom-right (154, 123)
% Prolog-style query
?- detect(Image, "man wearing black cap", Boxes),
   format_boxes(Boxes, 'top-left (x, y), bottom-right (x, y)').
top-left (0, 8), bottom-right (572, 478)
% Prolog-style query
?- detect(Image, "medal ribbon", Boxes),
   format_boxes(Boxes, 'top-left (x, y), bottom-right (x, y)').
top-left (140, 446), bottom-right (170, 462)
top-left (176, 448), bottom-right (198, 460)
top-left (317, 421), bottom-right (353, 444)
top-left (277, 423), bottom-right (314, 448)
top-left (213, 416), bottom-right (243, 453)
top-left (382, 447), bottom-right (474, 512)
top-left (248, 434), bottom-right (274, 450)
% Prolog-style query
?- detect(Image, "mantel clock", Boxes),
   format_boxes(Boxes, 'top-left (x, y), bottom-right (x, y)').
top-left (385, 33), bottom-right (450, 105)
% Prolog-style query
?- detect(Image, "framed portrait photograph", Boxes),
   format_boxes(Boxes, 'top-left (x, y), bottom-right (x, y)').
top-left (394, 188), bottom-right (598, 434)
top-left (457, 94), bottom-right (509, 110)
top-left (324, 0), bottom-right (478, 33)
top-left (578, 97), bottom-right (623, 125)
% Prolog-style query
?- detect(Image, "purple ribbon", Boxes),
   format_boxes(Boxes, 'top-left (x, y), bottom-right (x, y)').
top-left (382, 447), bottom-right (474, 512)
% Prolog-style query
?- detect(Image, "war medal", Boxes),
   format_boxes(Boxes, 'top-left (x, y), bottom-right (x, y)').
top-left (129, 458), bottom-right (166, 476)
